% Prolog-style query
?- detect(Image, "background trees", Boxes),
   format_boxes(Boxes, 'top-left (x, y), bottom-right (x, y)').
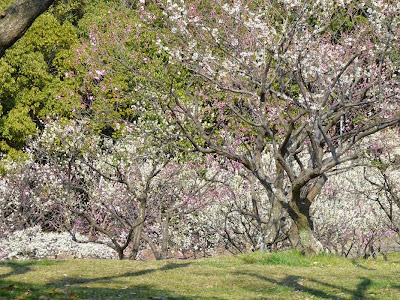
top-left (313, 130), bottom-right (400, 258)
top-left (0, 0), bottom-right (132, 158)
top-left (0, 119), bottom-right (222, 260)
top-left (0, 0), bottom-right (91, 159)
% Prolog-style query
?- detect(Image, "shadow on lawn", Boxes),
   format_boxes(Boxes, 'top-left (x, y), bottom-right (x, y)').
top-left (0, 282), bottom-right (203, 300)
top-left (352, 261), bottom-right (376, 271)
top-left (0, 261), bottom-right (40, 279)
top-left (49, 262), bottom-right (191, 286)
top-left (45, 262), bottom-right (197, 299)
top-left (0, 262), bottom-right (34, 299)
top-left (0, 261), bottom-right (60, 298)
top-left (240, 272), bottom-right (373, 299)
top-left (0, 261), bottom-right (206, 299)
top-left (46, 283), bottom-right (203, 300)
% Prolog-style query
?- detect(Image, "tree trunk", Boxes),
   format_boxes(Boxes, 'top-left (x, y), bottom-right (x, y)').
top-left (129, 199), bottom-right (146, 260)
top-left (117, 247), bottom-right (125, 260)
top-left (129, 225), bottom-right (144, 259)
top-left (287, 213), bottom-right (321, 256)
top-left (160, 213), bottom-right (170, 259)
top-left (263, 196), bottom-right (288, 250)
top-left (288, 175), bottom-right (327, 255)
top-left (0, 0), bottom-right (54, 57)
top-left (256, 161), bottom-right (293, 251)
top-left (141, 233), bottom-right (162, 260)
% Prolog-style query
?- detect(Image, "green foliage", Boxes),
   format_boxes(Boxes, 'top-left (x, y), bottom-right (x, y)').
top-left (0, 60), bottom-right (16, 113)
top-left (50, 0), bottom-right (88, 25)
top-left (0, 0), bottom-right (13, 10)
top-left (69, 4), bottom-right (192, 158)
top-left (325, 5), bottom-right (369, 42)
top-left (0, 4), bottom-right (83, 155)
top-left (0, 0), bottom-right (147, 158)
top-left (0, 106), bottom-right (37, 148)
top-left (0, 0), bottom-right (195, 160)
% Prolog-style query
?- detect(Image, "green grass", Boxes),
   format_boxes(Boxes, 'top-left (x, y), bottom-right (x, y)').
top-left (239, 249), bottom-right (350, 267)
top-left (1, 250), bottom-right (400, 299)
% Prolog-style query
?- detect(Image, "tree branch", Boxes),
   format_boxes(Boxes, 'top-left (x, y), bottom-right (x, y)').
top-left (0, 0), bottom-right (55, 57)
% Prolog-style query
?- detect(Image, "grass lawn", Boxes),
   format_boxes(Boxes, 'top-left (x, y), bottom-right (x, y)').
top-left (0, 250), bottom-right (399, 299)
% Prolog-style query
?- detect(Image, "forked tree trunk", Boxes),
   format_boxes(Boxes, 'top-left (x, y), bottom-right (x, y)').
top-left (263, 196), bottom-right (288, 249)
top-left (287, 212), bottom-right (321, 256)
top-left (287, 175), bottom-right (327, 255)
top-left (141, 213), bottom-right (170, 260)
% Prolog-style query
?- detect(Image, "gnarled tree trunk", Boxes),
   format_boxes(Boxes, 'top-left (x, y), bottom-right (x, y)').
top-left (287, 175), bottom-right (327, 255)
top-left (0, 0), bottom-right (54, 57)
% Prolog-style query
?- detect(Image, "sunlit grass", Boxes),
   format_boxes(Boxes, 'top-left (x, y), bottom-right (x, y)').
top-left (0, 250), bottom-right (399, 299)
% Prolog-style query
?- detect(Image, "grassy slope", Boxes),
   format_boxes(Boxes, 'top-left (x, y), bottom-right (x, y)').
top-left (0, 250), bottom-right (399, 299)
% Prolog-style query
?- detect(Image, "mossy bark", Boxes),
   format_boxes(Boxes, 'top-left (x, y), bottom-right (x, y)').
top-left (287, 175), bottom-right (327, 256)
top-left (288, 216), bottom-right (321, 256)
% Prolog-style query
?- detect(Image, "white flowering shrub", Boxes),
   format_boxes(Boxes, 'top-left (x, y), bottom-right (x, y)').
top-left (0, 226), bottom-right (115, 260)
top-left (0, 158), bottom-right (70, 235)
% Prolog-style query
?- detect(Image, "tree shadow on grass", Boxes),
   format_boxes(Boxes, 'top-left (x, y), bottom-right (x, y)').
top-left (240, 272), bottom-right (373, 300)
top-left (46, 261), bottom-right (195, 299)
top-left (0, 261), bottom-right (63, 298)
top-left (0, 261), bottom-right (204, 299)
top-left (0, 261), bottom-right (36, 279)
top-left (352, 261), bottom-right (376, 271)
top-left (1, 281), bottom-right (204, 299)
top-left (47, 283), bottom-right (204, 299)
top-left (46, 262), bottom-right (192, 286)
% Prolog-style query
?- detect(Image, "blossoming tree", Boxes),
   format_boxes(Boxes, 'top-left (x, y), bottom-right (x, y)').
top-left (156, 0), bottom-right (400, 254)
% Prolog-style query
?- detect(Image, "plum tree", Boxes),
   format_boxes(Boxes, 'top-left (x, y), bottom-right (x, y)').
top-left (155, 0), bottom-right (400, 254)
